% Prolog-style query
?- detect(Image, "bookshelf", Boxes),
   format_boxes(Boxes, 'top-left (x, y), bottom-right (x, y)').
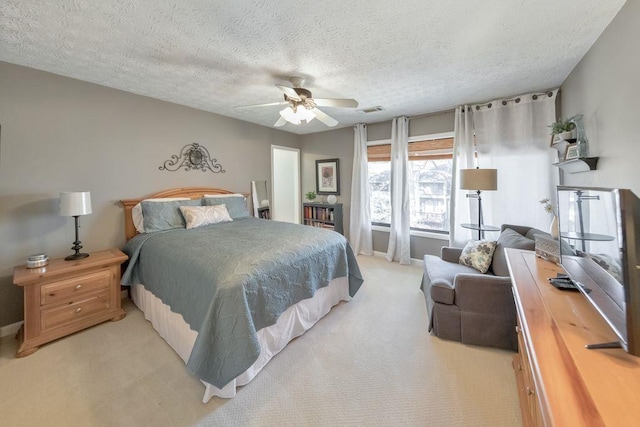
top-left (257, 207), bottom-right (270, 219)
top-left (303, 202), bottom-right (343, 235)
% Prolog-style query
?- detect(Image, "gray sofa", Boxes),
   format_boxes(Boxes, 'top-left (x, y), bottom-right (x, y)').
top-left (421, 224), bottom-right (548, 351)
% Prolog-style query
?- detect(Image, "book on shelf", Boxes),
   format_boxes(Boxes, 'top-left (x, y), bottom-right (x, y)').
top-left (302, 202), bottom-right (343, 235)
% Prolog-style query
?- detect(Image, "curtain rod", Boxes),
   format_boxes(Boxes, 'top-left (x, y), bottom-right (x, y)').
top-left (409, 89), bottom-right (558, 118)
top-left (473, 90), bottom-right (556, 110)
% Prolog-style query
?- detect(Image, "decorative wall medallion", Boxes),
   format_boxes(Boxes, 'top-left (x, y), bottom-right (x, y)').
top-left (159, 143), bottom-right (226, 173)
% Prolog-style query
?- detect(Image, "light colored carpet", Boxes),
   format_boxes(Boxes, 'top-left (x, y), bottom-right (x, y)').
top-left (0, 255), bottom-right (522, 427)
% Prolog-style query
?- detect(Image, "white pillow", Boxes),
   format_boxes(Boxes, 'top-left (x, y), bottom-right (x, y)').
top-left (179, 205), bottom-right (233, 229)
top-left (132, 198), bottom-right (189, 233)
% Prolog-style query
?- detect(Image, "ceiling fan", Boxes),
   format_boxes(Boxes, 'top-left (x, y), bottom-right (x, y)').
top-left (235, 77), bottom-right (358, 127)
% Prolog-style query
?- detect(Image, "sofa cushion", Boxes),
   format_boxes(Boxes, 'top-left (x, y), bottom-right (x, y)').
top-left (459, 240), bottom-right (497, 274)
top-left (424, 254), bottom-right (480, 305)
top-left (492, 228), bottom-right (535, 276)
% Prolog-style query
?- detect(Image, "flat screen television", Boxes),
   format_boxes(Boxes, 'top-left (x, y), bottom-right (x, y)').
top-left (557, 186), bottom-right (640, 356)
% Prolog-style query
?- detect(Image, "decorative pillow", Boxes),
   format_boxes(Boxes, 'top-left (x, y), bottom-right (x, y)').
top-left (459, 240), bottom-right (498, 274)
top-left (132, 198), bottom-right (189, 233)
top-left (179, 205), bottom-right (233, 229)
top-left (526, 228), bottom-right (576, 256)
top-left (203, 196), bottom-right (250, 219)
top-left (141, 199), bottom-right (200, 233)
top-left (491, 228), bottom-right (535, 276)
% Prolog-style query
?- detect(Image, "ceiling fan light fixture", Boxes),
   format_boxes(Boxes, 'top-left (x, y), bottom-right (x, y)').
top-left (279, 106), bottom-right (315, 125)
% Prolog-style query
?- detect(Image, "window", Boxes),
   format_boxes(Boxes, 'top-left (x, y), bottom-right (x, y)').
top-left (368, 135), bottom-right (453, 233)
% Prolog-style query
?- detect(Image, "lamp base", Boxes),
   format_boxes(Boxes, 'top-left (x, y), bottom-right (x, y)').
top-left (65, 252), bottom-right (90, 261)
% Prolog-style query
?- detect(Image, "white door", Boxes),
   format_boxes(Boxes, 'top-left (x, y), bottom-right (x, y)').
top-left (271, 145), bottom-right (301, 223)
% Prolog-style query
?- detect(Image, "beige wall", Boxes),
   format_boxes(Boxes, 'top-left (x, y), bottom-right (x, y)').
top-left (560, 0), bottom-right (639, 194)
top-left (300, 111), bottom-right (455, 260)
top-left (0, 61), bottom-right (300, 327)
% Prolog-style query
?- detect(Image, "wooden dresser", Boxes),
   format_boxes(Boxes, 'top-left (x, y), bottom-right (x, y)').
top-left (12, 248), bottom-right (128, 357)
top-left (506, 248), bottom-right (640, 426)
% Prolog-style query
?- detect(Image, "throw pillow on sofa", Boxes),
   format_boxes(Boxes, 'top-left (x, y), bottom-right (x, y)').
top-left (525, 228), bottom-right (577, 256)
top-left (459, 240), bottom-right (497, 273)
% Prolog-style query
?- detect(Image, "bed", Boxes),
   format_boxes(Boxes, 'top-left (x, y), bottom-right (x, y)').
top-left (120, 187), bottom-right (363, 402)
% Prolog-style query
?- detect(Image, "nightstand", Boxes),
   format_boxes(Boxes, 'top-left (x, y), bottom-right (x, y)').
top-left (12, 248), bottom-right (128, 357)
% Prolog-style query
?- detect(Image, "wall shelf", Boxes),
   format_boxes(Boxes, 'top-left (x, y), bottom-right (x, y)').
top-left (552, 157), bottom-right (599, 174)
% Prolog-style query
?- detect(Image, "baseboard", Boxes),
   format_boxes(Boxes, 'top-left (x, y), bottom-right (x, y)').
top-left (372, 250), bottom-right (423, 267)
top-left (0, 321), bottom-right (23, 339)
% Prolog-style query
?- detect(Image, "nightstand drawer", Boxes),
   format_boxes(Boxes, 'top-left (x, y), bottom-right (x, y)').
top-left (41, 270), bottom-right (110, 306)
top-left (41, 292), bottom-right (110, 331)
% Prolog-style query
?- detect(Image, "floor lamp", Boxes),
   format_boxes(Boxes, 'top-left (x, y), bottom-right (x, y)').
top-left (460, 168), bottom-right (498, 240)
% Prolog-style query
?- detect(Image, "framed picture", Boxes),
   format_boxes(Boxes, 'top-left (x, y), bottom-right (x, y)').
top-left (564, 143), bottom-right (579, 160)
top-left (316, 158), bottom-right (340, 195)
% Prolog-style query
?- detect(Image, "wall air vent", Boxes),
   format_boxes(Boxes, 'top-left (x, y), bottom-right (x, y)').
top-left (359, 106), bottom-right (385, 113)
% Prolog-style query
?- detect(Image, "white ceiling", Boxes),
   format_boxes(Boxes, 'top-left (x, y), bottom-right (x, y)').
top-left (0, 0), bottom-right (626, 135)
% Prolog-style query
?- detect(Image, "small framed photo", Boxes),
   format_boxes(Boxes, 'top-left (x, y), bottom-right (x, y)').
top-left (564, 143), bottom-right (579, 160)
top-left (316, 158), bottom-right (340, 195)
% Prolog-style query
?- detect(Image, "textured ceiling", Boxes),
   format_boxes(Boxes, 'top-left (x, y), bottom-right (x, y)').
top-left (0, 0), bottom-right (626, 135)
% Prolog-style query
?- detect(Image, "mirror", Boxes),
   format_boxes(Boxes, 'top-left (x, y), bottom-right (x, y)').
top-left (251, 180), bottom-right (270, 219)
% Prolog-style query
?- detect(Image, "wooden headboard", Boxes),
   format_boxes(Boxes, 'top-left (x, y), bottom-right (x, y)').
top-left (120, 187), bottom-right (242, 241)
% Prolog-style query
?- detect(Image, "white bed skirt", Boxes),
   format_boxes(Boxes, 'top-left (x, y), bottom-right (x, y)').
top-left (130, 277), bottom-right (350, 403)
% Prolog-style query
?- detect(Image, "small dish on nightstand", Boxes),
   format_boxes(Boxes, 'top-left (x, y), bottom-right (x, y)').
top-left (26, 253), bottom-right (49, 268)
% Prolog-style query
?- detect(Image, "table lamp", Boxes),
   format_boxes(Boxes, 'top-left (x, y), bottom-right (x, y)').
top-left (460, 168), bottom-right (498, 239)
top-left (59, 191), bottom-right (92, 260)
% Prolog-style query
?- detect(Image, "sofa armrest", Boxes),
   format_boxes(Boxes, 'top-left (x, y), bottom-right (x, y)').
top-left (453, 274), bottom-right (514, 312)
top-left (441, 246), bottom-right (463, 263)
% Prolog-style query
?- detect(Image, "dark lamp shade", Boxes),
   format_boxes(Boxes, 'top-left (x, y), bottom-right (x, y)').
top-left (59, 191), bottom-right (92, 216)
top-left (459, 169), bottom-right (498, 191)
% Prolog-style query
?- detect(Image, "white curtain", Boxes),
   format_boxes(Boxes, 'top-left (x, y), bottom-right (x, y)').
top-left (472, 90), bottom-right (559, 232)
top-left (349, 123), bottom-right (373, 255)
top-left (450, 106), bottom-right (477, 247)
top-left (386, 116), bottom-right (411, 265)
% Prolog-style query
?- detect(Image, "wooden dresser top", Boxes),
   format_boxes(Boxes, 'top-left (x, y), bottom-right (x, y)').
top-left (506, 248), bottom-right (640, 426)
top-left (13, 248), bottom-right (127, 286)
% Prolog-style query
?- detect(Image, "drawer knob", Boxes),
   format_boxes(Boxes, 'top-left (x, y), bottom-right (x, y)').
top-left (75, 284), bottom-right (82, 290)
top-left (527, 387), bottom-right (535, 396)
top-left (515, 325), bottom-right (520, 333)
top-left (75, 307), bottom-right (82, 313)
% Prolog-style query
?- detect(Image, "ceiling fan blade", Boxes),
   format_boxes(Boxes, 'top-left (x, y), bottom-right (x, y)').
top-left (313, 98), bottom-right (359, 108)
top-left (235, 101), bottom-right (288, 109)
top-left (312, 108), bottom-right (338, 127)
top-left (275, 84), bottom-right (301, 100)
top-left (274, 117), bottom-right (287, 127)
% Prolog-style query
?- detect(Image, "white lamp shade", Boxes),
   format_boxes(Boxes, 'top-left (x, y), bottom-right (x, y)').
top-left (279, 106), bottom-right (316, 125)
top-left (460, 169), bottom-right (498, 191)
top-left (59, 192), bottom-right (93, 216)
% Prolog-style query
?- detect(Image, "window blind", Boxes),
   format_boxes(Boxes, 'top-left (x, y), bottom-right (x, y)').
top-left (367, 137), bottom-right (454, 162)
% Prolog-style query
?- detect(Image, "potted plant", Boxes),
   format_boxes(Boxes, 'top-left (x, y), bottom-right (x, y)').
top-left (305, 191), bottom-right (317, 202)
top-left (549, 118), bottom-right (576, 142)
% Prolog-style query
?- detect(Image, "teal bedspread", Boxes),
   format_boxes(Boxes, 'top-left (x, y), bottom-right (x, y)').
top-left (121, 217), bottom-right (363, 388)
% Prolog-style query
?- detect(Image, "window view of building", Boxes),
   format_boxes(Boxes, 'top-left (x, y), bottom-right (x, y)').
top-left (369, 161), bottom-right (391, 224)
top-left (367, 136), bottom-right (453, 233)
top-left (409, 159), bottom-right (451, 231)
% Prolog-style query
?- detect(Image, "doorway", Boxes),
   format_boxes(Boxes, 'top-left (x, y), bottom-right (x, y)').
top-left (271, 145), bottom-right (301, 224)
